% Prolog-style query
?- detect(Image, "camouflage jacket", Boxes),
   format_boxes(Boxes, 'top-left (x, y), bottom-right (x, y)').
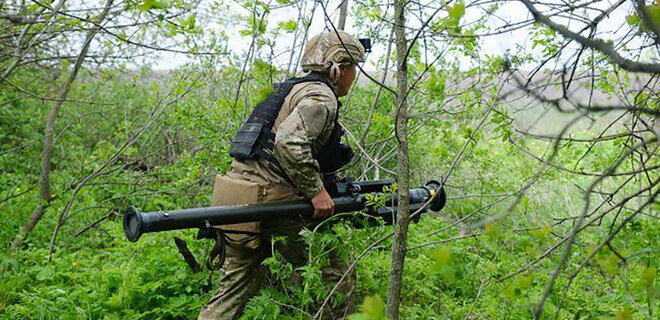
top-left (228, 80), bottom-right (338, 198)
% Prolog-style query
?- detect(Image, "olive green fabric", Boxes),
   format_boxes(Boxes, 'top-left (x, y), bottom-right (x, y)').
top-left (198, 175), bottom-right (355, 320)
top-left (228, 80), bottom-right (338, 198)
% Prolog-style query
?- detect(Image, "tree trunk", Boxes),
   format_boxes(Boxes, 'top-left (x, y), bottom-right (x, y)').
top-left (338, 0), bottom-right (349, 30)
top-left (11, 0), bottom-right (115, 251)
top-left (386, 1), bottom-right (410, 319)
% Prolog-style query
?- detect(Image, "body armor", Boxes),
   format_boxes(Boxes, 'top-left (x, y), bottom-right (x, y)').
top-left (229, 74), bottom-right (354, 182)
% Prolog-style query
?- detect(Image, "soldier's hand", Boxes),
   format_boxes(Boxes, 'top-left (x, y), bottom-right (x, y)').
top-left (311, 187), bottom-right (334, 219)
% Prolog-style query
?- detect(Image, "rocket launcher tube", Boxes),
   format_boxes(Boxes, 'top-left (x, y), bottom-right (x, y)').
top-left (124, 180), bottom-right (445, 242)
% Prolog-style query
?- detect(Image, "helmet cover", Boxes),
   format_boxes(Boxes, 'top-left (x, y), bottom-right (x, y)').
top-left (301, 30), bottom-right (366, 73)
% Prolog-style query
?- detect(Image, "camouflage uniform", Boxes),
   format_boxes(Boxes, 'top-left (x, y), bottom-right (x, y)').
top-left (198, 31), bottom-right (365, 320)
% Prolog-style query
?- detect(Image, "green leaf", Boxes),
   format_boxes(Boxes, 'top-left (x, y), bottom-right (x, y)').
top-left (137, 0), bottom-right (167, 11)
top-left (348, 295), bottom-right (387, 320)
top-left (485, 221), bottom-right (498, 237)
top-left (447, 1), bottom-right (465, 21)
top-left (183, 15), bottom-right (196, 30)
top-left (515, 274), bottom-right (532, 289)
top-left (278, 20), bottom-right (297, 32)
top-left (626, 14), bottom-right (640, 26)
top-left (255, 85), bottom-right (274, 104)
top-left (638, 266), bottom-right (656, 299)
top-left (612, 307), bottom-right (633, 320)
top-left (431, 246), bottom-right (452, 269)
top-left (530, 225), bottom-right (552, 241)
top-left (363, 295), bottom-right (385, 319)
top-left (461, 126), bottom-right (474, 139)
top-left (640, 266), bottom-right (656, 286)
top-left (597, 251), bottom-right (620, 275)
top-left (646, 4), bottom-right (660, 26)
top-left (36, 267), bottom-right (52, 282)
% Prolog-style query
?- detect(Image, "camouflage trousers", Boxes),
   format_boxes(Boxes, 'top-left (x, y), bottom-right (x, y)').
top-left (197, 175), bottom-right (355, 320)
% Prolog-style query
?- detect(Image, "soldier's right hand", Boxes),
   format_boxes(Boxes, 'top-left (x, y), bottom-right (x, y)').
top-left (311, 187), bottom-right (334, 219)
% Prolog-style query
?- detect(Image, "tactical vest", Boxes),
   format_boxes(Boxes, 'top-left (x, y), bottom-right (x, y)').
top-left (229, 74), bottom-right (354, 182)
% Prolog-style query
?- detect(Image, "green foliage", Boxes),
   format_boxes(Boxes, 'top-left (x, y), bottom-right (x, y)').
top-left (531, 23), bottom-right (560, 57)
top-left (626, 3), bottom-right (660, 35)
top-left (637, 266), bottom-right (659, 300)
top-left (1, 4), bottom-right (658, 317)
top-left (364, 183), bottom-right (396, 208)
top-left (446, 1), bottom-right (465, 23)
top-left (349, 295), bottom-right (388, 320)
top-left (424, 67), bottom-right (446, 99)
top-left (430, 0), bottom-right (465, 33)
top-left (612, 307), bottom-right (633, 320)
top-left (278, 20), bottom-right (297, 33)
top-left (137, 0), bottom-right (168, 11)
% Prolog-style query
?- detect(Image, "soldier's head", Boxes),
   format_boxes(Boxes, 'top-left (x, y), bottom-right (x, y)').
top-left (301, 30), bottom-right (366, 96)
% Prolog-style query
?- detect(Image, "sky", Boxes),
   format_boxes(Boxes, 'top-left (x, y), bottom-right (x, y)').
top-left (151, 0), bottom-right (634, 72)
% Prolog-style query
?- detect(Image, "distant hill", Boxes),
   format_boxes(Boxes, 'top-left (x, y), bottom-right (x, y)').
top-left (354, 70), bottom-right (656, 136)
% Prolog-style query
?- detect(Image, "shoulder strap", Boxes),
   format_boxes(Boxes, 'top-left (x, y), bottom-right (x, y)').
top-left (230, 74), bottom-right (337, 188)
top-left (246, 73), bottom-right (336, 132)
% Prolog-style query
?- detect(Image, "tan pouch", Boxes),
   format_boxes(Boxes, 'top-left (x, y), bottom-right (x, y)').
top-left (210, 175), bottom-right (262, 241)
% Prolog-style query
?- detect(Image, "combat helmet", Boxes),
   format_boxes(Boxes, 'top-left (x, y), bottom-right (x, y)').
top-left (301, 30), bottom-right (366, 83)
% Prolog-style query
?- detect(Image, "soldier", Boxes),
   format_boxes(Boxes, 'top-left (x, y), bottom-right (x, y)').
top-left (198, 30), bottom-right (366, 320)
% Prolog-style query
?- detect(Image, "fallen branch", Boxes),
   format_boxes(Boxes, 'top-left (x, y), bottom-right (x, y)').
top-left (174, 236), bottom-right (201, 273)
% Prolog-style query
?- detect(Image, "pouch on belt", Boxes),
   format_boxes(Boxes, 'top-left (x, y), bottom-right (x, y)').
top-left (210, 175), bottom-right (262, 245)
top-left (210, 174), bottom-right (303, 245)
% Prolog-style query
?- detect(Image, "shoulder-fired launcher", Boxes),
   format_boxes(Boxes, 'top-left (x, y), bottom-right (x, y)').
top-left (123, 178), bottom-right (446, 242)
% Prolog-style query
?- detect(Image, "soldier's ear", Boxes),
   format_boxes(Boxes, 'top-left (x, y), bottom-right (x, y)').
top-left (339, 64), bottom-right (354, 75)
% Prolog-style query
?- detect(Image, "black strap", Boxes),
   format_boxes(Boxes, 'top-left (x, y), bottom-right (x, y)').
top-left (246, 73), bottom-right (337, 132)
top-left (205, 229), bottom-right (260, 270)
top-left (206, 230), bottom-right (226, 270)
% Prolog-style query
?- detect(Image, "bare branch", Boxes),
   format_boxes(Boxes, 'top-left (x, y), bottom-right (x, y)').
top-left (519, 0), bottom-right (660, 74)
